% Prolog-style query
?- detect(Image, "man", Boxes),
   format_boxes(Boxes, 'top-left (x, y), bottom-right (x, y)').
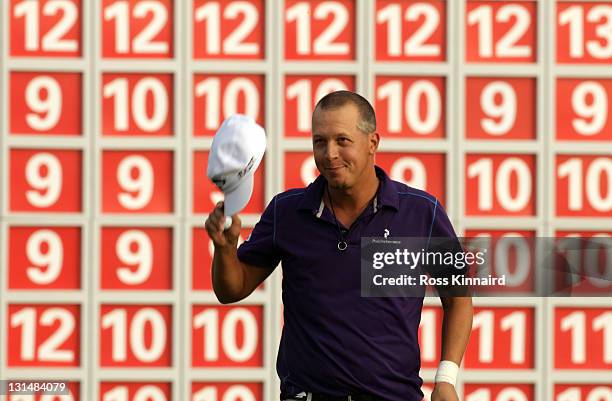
top-left (205, 91), bottom-right (473, 401)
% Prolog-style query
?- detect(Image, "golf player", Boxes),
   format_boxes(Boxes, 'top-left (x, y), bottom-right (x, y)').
top-left (205, 91), bottom-right (473, 401)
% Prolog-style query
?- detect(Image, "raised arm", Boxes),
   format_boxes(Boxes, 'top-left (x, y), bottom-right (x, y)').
top-left (205, 201), bottom-right (275, 304)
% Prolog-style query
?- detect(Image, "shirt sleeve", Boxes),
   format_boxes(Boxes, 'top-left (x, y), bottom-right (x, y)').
top-left (237, 196), bottom-right (281, 269)
top-left (426, 200), bottom-right (471, 296)
top-left (428, 199), bottom-right (458, 239)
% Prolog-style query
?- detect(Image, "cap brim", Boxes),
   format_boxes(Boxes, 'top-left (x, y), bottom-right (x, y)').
top-left (223, 173), bottom-right (254, 216)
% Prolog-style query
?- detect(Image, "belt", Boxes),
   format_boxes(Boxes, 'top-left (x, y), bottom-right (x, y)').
top-left (313, 395), bottom-right (381, 401)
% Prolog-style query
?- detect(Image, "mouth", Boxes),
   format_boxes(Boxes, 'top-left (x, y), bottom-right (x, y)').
top-left (326, 165), bottom-right (345, 171)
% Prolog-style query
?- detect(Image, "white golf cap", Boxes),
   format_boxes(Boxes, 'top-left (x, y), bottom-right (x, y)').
top-left (207, 114), bottom-right (266, 217)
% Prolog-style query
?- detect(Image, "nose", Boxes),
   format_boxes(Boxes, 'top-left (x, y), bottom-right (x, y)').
top-left (324, 141), bottom-right (339, 161)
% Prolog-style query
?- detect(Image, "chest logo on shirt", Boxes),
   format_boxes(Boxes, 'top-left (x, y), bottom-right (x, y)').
top-left (384, 229), bottom-right (390, 239)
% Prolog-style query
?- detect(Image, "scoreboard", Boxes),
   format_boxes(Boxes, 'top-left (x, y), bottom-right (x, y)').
top-left (0, 1), bottom-right (611, 401)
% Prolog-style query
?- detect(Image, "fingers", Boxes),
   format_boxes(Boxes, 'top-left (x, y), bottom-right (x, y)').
top-left (205, 221), bottom-right (225, 246)
top-left (205, 202), bottom-right (227, 245)
top-left (228, 214), bottom-right (242, 236)
top-left (221, 214), bottom-right (241, 244)
top-left (212, 201), bottom-right (226, 231)
top-left (205, 202), bottom-right (242, 248)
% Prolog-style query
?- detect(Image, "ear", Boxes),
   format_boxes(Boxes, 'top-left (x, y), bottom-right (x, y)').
top-left (368, 132), bottom-right (380, 155)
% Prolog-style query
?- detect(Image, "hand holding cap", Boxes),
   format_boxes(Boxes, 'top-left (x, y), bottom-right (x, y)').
top-left (207, 114), bottom-right (267, 222)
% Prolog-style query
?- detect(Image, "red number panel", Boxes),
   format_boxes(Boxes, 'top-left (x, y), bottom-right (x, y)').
top-left (101, 150), bottom-right (174, 213)
top-left (9, 226), bottom-right (81, 290)
top-left (375, 76), bottom-right (446, 138)
top-left (465, 230), bottom-right (535, 238)
top-left (9, 149), bottom-right (82, 212)
top-left (193, 0), bottom-right (265, 60)
top-left (193, 151), bottom-right (265, 214)
top-left (7, 304), bottom-right (81, 367)
top-left (418, 306), bottom-right (443, 368)
top-left (192, 227), bottom-right (254, 291)
top-left (557, 2), bottom-right (612, 64)
top-left (10, 0), bottom-right (82, 57)
top-left (553, 231), bottom-right (612, 295)
top-left (101, 227), bottom-right (173, 290)
top-left (192, 305), bottom-right (263, 367)
top-left (556, 155), bottom-right (612, 217)
top-left (465, 154), bottom-right (536, 216)
top-left (466, 1), bottom-right (536, 63)
top-left (556, 79), bottom-right (612, 141)
top-left (555, 307), bottom-right (612, 369)
top-left (284, 75), bottom-right (355, 137)
top-left (102, 73), bottom-right (174, 136)
top-left (193, 74), bottom-right (265, 136)
top-left (101, 0), bottom-right (173, 58)
top-left (466, 77), bottom-right (536, 139)
top-left (465, 307), bottom-right (534, 369)
top-left (100, 305), bottom-right (172, 367)
top-left (463, 384), bottom-right (534, 401)
top-left (10, 72), bottom-right (82, 136)
top-left (191, 382), bottom-right (263, 401)
top-left (554, 384), bottom-right (612, 401)
top-left (463, 230), bottom-right (537, 294)
top-left (284, 152), bottom-right (319, 190)
top-left (284, 0), bottom-right (355, 60)
top-left (99, 382), bottom-right (171, 401)
top-left (375, 0), bottom-right (446, 62)
top-left (376, 152), bottom-right (446, 203)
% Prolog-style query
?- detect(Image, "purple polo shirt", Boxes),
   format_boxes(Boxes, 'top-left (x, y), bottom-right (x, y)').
top-left (237, 166), bottom-right (458, 401)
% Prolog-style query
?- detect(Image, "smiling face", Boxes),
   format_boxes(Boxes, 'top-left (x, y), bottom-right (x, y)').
top-left (312, 103), bottom-right (379, 190)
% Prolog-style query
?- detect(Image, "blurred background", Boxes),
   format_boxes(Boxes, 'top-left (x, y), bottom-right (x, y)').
top-left (0, 0), bottom-right (610, 400)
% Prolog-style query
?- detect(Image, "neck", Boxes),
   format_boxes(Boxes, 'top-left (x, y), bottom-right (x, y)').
top-left (327, 166), bottom-right (379, 212)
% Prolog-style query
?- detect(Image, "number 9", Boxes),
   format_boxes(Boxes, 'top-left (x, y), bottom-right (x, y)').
top-left (481, 81), bottom-right (517, 135)
top-left (26, 229), bottom-right (63, 285)
top-left (26, 76), bottom-right (62, 131)
top-left (26, 152), bottom-right (63, 208)
top-left (115, 230), bottom-right (153, 285)
top-left (300, 156), bottom-right (318, 185)
top-left (572, 81), bottom-right (607, 136)
top-left (117, 155), bottom-right (153, 210)
top-left (390, 157), bottom-right (427, 190)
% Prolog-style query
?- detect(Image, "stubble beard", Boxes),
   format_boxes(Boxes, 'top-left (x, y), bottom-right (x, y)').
top-left (328, 181), bottom-right (350, 190)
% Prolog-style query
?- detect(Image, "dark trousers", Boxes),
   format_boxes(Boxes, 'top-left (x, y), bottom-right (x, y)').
top-left (282, 391), bottom-right (390, 401)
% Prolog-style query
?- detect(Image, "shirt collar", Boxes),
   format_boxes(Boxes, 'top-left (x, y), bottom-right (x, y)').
top-left (297, 165), bottom-right (400, 213)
